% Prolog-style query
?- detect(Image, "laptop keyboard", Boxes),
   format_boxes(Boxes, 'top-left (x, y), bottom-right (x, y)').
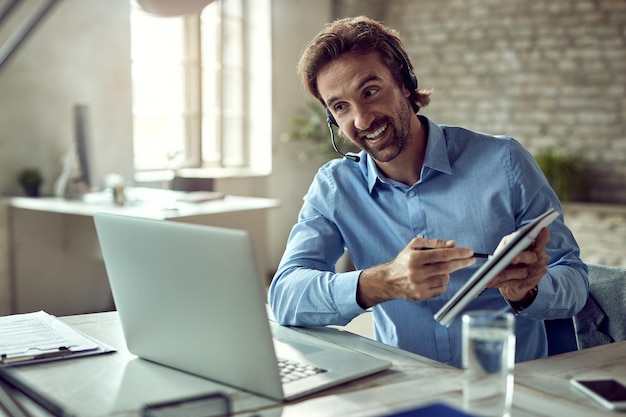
top-left (278, 358), bottom-right (327, 383)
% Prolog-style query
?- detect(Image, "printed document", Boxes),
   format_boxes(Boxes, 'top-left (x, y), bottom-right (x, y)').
top-left (0, 311), bottom-right (112, 365)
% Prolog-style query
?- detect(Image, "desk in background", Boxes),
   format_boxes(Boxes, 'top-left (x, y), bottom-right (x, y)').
top-left (11, 312), bottom-right (626, 417)
top-left (5, 189), bottom-right (279, 316)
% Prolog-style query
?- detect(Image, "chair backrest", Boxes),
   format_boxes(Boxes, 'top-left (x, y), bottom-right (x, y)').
top-left (573, 263), bottom-right (626, 349)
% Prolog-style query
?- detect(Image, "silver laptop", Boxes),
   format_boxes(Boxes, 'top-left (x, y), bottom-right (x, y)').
top-left (93, 213), bottom-right (391, 402)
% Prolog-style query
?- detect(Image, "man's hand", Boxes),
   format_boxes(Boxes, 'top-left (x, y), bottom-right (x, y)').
top-left (356, 238), bottom-right (476, 309)
top-left (487, 228), bottom-right (550, 302)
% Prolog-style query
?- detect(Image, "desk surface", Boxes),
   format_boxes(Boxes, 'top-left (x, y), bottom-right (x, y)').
top-left (10, 312), bottom-right (626, 417)
top-left (4, 191), bottom-right (279, 316)
top-left (7, 188), bottom-right (280, 220)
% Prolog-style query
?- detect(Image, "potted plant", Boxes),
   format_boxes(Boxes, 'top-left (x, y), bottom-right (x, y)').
top-left (281, 100), bottom-right (359, 162)
top-left (534, 147), bottom-right (588, 202)
top-left (18, 167), bottom-right (43, 197)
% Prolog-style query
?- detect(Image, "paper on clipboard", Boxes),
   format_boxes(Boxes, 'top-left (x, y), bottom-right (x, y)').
top-left (434, 208), bottom-right (559, 327)
top-left (0, 310), bottom-right (115, 365)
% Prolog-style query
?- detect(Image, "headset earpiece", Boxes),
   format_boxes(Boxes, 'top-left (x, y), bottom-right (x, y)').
top-left (385, 39), bottom-right (418, 91)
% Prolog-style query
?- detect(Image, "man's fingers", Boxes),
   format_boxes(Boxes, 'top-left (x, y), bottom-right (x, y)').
top-left (532, 228), bottom-right (550, 250)
top-left (512, 250), bottom-right (538, 265)
top-left (488, 264), bottom-right (530, 288)
top-left (488, 260), bottom-right (547, 289)
top-left (409, 238), bottom-right (456, 251)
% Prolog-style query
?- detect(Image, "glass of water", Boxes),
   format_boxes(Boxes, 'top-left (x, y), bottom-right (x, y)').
top-left (462, 310), bottom-right (516, 417)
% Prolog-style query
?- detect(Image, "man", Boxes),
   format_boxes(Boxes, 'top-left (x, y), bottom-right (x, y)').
top-left (268, 16), bottom-right (588, 367)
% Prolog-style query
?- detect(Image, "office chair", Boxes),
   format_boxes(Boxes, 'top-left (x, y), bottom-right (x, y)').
top-left (573, 263), bottom-right (626, 349)
top-left (545, 263), bottom-right (626, 355)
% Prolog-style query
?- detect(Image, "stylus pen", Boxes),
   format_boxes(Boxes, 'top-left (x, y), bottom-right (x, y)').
top-left (0, 366), bottom-right (75, 417)
top-left (418, 247), bottom-right (493, 259)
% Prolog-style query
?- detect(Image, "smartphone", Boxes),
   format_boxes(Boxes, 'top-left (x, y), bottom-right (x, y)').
top-left (141, 392), bottom-right (231, 417)
top-left (570, 379), bottom-right (626, 411)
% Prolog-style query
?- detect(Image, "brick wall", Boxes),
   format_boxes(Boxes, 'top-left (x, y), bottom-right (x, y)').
top-left (335, 0), bottom-right (626, 203)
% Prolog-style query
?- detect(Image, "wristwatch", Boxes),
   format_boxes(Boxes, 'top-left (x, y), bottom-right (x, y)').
top-left (508, 285), bottom-right (539, 313)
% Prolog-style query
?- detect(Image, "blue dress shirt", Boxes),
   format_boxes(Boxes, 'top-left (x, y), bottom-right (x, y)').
top-left (268, 116), bottom-right (588, 368)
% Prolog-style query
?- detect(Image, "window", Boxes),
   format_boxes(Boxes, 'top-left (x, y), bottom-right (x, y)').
top-left (130, 0), bottom-right (271, 177)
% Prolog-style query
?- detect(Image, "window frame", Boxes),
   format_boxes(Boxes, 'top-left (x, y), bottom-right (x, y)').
top-left (130, 0), bottom-right (271, 179)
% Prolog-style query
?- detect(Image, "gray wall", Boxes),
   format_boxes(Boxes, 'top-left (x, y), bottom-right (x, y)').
top-left (0, 0), bottom-right (134, 196)
top-left (267, 0), bottom-right (334, 274)
top-left (0, 0), bottom-right (134, 313)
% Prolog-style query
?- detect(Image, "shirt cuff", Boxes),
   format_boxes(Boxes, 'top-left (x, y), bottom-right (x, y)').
top-left (333, 270), bottom-right (368, 318)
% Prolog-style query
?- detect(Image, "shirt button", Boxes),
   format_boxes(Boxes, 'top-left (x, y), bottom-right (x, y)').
top-left (416, 233), bottom-right (424, 238)
top-left (408, 191), bottom-right (416, 197)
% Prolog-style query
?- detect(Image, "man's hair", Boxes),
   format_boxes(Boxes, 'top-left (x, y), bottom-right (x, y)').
top-left (298, 16), bottom-right (431, 113)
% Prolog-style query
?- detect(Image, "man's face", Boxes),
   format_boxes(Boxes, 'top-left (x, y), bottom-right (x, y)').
top-left (317, 52), bottom-right (413, 163)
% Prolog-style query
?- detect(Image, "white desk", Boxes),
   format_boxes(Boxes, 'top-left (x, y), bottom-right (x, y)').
top-left (8, 188), bottom-right (278, 220)
top-left (10, 312), bottom-right (626, 417)
top-left (5, 190), bottom-right (279, 316)
top-left (514, 342), bottom-right (626, 416)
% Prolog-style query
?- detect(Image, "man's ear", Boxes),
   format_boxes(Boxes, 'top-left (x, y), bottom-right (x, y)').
top-left (402, 84), bottom-right (412, 98)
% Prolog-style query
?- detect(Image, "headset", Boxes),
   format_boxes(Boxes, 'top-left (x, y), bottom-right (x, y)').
top-left (326, 39), bottom-right (418, 162)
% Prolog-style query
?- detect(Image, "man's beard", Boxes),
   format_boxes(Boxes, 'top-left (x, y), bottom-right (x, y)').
top-left (351, 100), bottom-right (413, 163)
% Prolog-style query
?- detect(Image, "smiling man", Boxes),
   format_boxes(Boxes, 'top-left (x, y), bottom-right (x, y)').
top-left (268, 16), bottom-right (588, 367)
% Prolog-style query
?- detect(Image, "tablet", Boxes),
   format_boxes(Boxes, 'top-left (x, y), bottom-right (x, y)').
top-left (434, 208), bottom-right (559, 327)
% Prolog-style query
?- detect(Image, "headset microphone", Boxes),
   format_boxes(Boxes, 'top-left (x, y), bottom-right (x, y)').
top-left (326, 109), bottom-right (360, 162)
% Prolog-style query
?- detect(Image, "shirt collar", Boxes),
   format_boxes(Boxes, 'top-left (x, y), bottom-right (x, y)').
top-left (422, 116), bottom-right (452, 176)
top-left (365, 116), bottom-right (452, 192)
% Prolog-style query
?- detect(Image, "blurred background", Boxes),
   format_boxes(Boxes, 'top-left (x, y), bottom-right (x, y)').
top-left (0, 0), bottom-right (624, 316)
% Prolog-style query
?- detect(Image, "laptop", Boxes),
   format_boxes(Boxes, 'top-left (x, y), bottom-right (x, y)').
top-left (93, 213), bottom-right (391, 402)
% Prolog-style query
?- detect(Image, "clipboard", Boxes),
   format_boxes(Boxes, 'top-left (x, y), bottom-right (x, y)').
top-left (0, 311), bottom-right (115, 366)
top-left (434, 208), bottom-right (559, 327)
